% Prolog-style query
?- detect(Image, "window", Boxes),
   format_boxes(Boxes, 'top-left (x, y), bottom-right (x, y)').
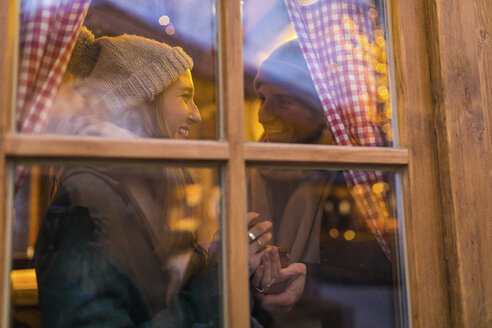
top-left (1, 0), bottom-right (490, 327)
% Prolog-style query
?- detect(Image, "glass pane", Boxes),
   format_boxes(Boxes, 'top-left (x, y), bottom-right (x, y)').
top-left (246, 167), bottom-right (404, 327)
top-left (11, 164), bottom-right (221, 327)
top-left (17, 0), bottom-right (217, 140)
top-left (243, 0), bottom-right (395, 147)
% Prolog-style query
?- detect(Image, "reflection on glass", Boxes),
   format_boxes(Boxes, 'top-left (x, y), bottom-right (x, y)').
top-left (243, 0), bottom-right (394, 147)
top-left (247, 167), bottom-right (401, 327)
top-left (17, 0), bottom-right (217, 140)
top-left (11, 164), bottom-right (221, 327)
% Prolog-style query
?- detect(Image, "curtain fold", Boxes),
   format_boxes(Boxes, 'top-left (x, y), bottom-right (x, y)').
top-left (285, 0), bottom-right (393, 258)
top-left (15, 0), bottom-right (91, 191)
top-left (17, 0), bottom-right (91, 133)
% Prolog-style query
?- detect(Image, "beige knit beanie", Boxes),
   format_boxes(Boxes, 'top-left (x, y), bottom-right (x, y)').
top-left (68, 26), bottom-right (193, 113)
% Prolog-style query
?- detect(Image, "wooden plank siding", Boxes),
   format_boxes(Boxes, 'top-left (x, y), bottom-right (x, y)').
top-left (425, 0), bottom-right (492, 326)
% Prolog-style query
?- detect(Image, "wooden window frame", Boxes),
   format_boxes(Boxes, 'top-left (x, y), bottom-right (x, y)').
top-left (1, 0), bottom-right (491, 327)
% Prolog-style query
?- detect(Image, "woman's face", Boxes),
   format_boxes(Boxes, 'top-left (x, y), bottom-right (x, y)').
top-left (154, 69), bottom-right (201, 139)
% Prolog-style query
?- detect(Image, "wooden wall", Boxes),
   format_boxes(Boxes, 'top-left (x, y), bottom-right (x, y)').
top-left (394, 0), bottom-right (491, 326)
top-left (429, 1), bottom-right (492, 326)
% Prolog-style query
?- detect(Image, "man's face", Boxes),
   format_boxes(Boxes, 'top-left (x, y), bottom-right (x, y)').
top-left (257, 83), bottom-right (325, 143)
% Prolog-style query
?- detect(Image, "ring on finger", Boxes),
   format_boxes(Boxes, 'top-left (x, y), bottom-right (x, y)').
top-left (256, 238), bottom-right (262, 249)
top-left (248, 231), bottom-right (257, 241)
top-left (265, 277), bottom-right (275, 288)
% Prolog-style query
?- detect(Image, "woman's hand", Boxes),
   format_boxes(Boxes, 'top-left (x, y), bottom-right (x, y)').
top-left (251, 246), bottom-right (281, 294)
top-left (247, 212), bottom-right (273, 275)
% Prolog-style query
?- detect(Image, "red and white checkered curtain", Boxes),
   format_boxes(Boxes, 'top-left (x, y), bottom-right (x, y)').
top-left (17, 0), bottom-right (91, 134)
top-left (285, 0), bottom-right (393, 258)
top-left (15, 0), bottom-right (91, 192)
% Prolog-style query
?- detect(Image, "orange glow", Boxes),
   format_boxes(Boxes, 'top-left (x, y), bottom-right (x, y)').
top-left (386, 130), bottom-right (393, 142)
top-left (10, 269), bottom-right (38, 306)
top-left (385, 107), bottom-right (392, 119)
top-left (376, 63), bottom-right (388, 74)
top-left (329, 228), bottom-right (340, 239)
top-left (372, 182), bottom-right (389, 194)
top-left (378, 76), bottom-right (389, 86)
top-left (344, 230), bottom-right (356, 241)
top-left (377, 85), bottom-right (390, 101)
top-left (339, 200), bottom-right (351, 215)
top-left (374, 29), bottom-right (384, 38)
top-left (376, 36), bottom-right (386, 48)
top-left (185, 184), bottom-right (202, 207)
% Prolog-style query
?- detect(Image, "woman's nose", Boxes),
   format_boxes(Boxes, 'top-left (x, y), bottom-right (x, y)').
top-left (189, 101), bottom-right (201, 124)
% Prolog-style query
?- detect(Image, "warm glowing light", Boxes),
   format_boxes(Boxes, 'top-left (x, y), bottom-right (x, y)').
top-left (387, 219), bottom-right (398, 230)
top-left (367, 109), bottom-right (377, 122)
top-left (10, 269), bottom-right (37, 291)
top-left (386, 130), bottom-right (393, 141)
top-left (376, 36), bottom-right (386, 48)
top-left (344, 230), bottom-right (356, 241)
top-left (339, 200), bottom-right (351, 215)
top-left (165, 25), bottom-right (175, 35)
top-left (352, 184), bottom-right (367, 196)
top-left (372, 182), bottom-right (389, 194)
top-left (371, 60), bottom-right (379, 70)
top-left (378, 76), bottom-right (389, 86)
top-left (27, 246), bottom-right (34, 258)
top-left (376, 63), bottom-right (388, 74)
top-left (380, 51), bottom-right (388, 62)
top-left (385, 108), bottom-right (392, 119)
top-left (382, 123), bottom-right (392, 134)
top-left (378, 85), bottom-right (390, 101)
top-left (374, 29), bottom-right (384, 38)
top-left (329, 228), bottom-right (340, 239)
top-left (372, 44), bottom-right (381, 57)
top-left (172, 217), bottom-right (199, 232)
top-left (185, 184), bottom-right (202, 207)
top-left (158, 15), bottom-right (170, 26)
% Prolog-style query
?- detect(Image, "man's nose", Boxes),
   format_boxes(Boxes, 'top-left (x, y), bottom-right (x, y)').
top-left (258, 102), bottom-right (276, 124)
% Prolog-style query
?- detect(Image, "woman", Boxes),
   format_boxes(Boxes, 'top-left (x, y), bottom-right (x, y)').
top-left (34, 27), bottom-right (273, 327)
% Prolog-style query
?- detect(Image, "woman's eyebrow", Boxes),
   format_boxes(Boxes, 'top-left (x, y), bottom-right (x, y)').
top-left (178, 86), bottom-right (194, 95)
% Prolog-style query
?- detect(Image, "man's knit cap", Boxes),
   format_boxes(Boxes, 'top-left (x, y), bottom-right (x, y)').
top-left (68, 26), bottom-right (193, 112)
top-left (254, 39), bottom-right (322, 110)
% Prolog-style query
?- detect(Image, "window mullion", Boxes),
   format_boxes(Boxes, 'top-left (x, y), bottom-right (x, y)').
top-left (218, 0), bottom-right (249, 327)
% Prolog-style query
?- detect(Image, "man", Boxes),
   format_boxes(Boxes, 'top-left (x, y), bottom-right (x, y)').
top-left (249, 40), bottom-right (393, 328)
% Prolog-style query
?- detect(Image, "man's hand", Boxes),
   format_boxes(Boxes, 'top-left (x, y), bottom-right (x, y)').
top-left (255, 262), bottom-right (306, 312)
